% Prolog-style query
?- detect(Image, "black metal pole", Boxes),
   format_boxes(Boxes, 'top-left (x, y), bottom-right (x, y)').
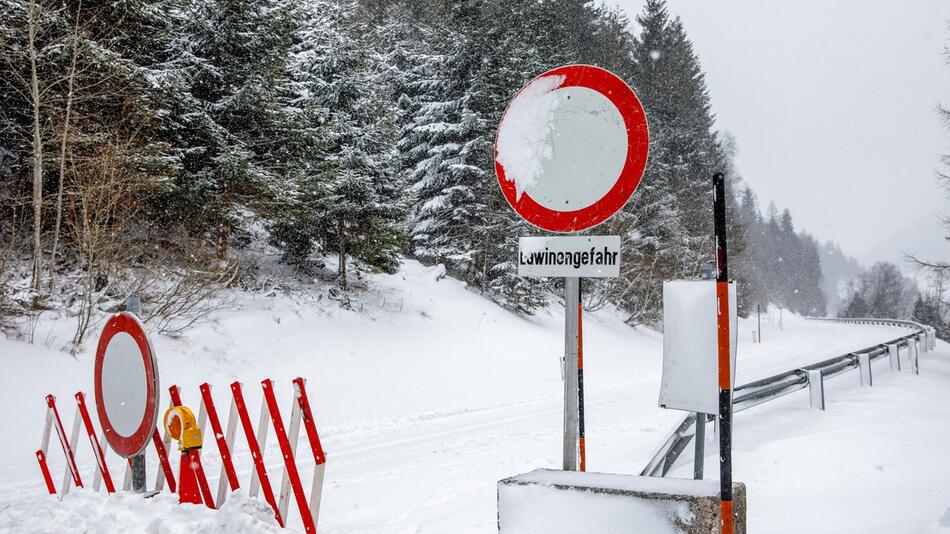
top-left (713, 173), bottom-right (734, 533)
top-left (757, 304), bottom-right (762, 343)
top-left (131, 453), bottom-right (147, 493)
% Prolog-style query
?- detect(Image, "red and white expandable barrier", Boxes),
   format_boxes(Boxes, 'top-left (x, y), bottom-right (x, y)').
top-left (36, 377), bottom-right (327, 532)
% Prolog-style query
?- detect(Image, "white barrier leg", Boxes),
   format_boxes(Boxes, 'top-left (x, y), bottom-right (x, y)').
top-left (123, 460), bottom-right (132, 491)
top-left (216, 397), bottom-right (239, 507)
top-left (858, 353), bottom-right (872, 386)
top-left (197, 396), bottom-right (208, 437)
top-left (61, 405), bottom-right (82, 496)
top-left (92, 430), bottom-right (106, 492)
top-left (249, 395), bottom-right (271, 497)
top-left (277, 390), bottom-right (303, 521)
top-left (310, 463), bottom-right (326, 529)
top-left (806, 370), bottom-right (825, 410)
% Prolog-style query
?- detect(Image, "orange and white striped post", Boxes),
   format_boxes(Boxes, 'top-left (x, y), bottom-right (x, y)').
top-left (577, 285), bottom-right (586, 472)
top-left (713, 172), bottom-right (734, 534)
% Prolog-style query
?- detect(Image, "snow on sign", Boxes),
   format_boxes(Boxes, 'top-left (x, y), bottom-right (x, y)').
top-left (494, 65), bottom-right (649, 233)
top-left (94, 312), bottom-right (160, 458)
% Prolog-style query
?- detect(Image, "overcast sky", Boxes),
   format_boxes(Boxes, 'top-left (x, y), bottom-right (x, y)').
top-left (615, 0), bottom-right (950, 266)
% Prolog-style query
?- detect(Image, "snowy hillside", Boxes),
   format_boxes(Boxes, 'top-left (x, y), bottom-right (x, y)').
top-left (0, 258), bottom-right (947, 533)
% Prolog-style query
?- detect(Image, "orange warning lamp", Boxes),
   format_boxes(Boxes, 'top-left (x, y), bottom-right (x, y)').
top-left (163, 406), bottom-right (202, 451)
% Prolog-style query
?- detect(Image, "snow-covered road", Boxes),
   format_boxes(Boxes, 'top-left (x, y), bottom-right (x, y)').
top-left (0, 260), bottom-right (943, 533)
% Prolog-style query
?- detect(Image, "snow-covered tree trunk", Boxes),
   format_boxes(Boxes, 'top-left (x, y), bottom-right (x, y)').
top-left (49, 0), bottom-right (81, 290)
top-left (27, 0), bottom-right (43, 290)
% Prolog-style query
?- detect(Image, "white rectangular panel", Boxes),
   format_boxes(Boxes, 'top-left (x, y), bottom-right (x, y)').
top-left (518, 236), bottom-right (620, 278)
top-left (658, 280), bottom-right (737, 414)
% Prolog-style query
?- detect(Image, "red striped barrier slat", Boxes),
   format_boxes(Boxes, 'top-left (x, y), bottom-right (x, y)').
top-left (231, 381), bottom-right (283, 527)
top-left (35, 450), bottom-right (56, 494)
top-left (46, 395), bottom-right (82, 489)
top-left (292, 378), bottom-right (326, 465)
top-left (169, 385), bottom-right (183, 407)
top-left (154, 384), bottom-right (184, 493)
top-left (199, 383), bottom-right (240, 492)
top-left (152, 428), bottom-right (176, 492)
top-left (187, 449), bottom-right (216, 509)
top-left (75, 392), bottom-right (115, 493)
top-left (263, 379), bottom-right (315, 534)
top-left (62, 403), bottom-right (83, 495)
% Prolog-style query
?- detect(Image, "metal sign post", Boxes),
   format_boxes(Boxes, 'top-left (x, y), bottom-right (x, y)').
top-left (125, 297), bottom-right (147, 492)
top-left (562, 277), bottom-right (580, 470)
top-left (713, 173), bottom-right (735, 534)
top-left (757, 304), bottom-right (762, 343)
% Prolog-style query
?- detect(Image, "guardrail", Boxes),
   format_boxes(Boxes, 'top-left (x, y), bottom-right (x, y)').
top-left (641, 317), bottom-right (937, 478)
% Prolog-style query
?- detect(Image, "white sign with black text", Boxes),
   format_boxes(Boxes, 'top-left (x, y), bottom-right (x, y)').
top-left (518, 235), bottom-right (621, 278)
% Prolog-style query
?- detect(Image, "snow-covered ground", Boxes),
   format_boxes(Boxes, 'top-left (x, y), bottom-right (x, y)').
top-left (0, 259), bottom-right (944, 532)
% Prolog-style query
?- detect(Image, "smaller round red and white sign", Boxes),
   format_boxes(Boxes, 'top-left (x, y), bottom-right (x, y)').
top-left (94, 312), bottom-right (160, 458)
top-left (494, 65), bottom-right (649, 233)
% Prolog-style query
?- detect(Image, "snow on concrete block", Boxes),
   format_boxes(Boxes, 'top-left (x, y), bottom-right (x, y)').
top-left (497, 469), bottom-right (746, 534)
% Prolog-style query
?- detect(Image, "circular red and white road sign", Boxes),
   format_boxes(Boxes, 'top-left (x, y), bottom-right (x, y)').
top-left (494, 64), bottom-right (649, 233)
top-left (94, 312), bottom-right (160, 458)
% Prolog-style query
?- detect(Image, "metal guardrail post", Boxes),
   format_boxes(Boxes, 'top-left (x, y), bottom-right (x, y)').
top-left (693, 413), bottom-right (705, 480)
top-left (888, 343), bottom-right (900, 371)
top-left (857, 353), bottom-right (872, 386)
top-left (918, 332), bottom-right (928, 354)
top-left (806, 370), bottom-right (825, 410)
top-left (908, 338), bottom-right (919, 375)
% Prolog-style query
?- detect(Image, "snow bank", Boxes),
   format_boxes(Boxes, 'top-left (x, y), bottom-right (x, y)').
top-left (0, 490), bottom-right (289, 534)
top-left (0, 259), bottom-right (929, 533)
top-left (496, 74), bottom-right (565, 200)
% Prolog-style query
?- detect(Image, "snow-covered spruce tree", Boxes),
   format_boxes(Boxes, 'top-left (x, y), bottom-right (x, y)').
top-left (154, 0), bottom-right (298, 258)
top-left (612, 0), bottom-right (724, 326)
top-left (307, 4), bottom-right (405, 300)
top-left (395, 19), bottom-right (485, 273)
top-left (396, 0), bottom-right (557, 313)
top-left (912, 294), bottom-right (948, 339)
top-left (735, 185), bottom-right (770, 311)
top-left (453, 0), bottom-right (562, 313)
top-left (263, 0), bottom-right (344, 267)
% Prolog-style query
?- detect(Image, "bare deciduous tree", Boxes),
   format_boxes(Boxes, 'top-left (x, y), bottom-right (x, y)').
top-left (67, 137), bottom-right (143, 346)
top-left (48, 0), bottom-right (82, 290)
